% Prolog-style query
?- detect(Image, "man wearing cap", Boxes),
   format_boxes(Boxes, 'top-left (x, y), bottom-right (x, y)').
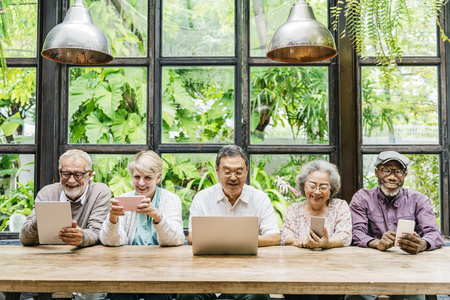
top-left (350, 151), bottom-right (444, 254)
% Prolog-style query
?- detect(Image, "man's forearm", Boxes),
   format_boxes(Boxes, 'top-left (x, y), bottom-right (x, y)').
top-left (258, 233), bottom-right (281, 247)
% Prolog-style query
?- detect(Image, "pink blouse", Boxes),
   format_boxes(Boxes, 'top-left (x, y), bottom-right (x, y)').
top-left (280, 198), bottom-right (352, 246)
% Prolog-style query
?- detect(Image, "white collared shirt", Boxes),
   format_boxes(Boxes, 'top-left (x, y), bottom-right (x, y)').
top-left (188, 183), bottom-right (279, 235)
top-left (59, 181), bottom-right (90, 205)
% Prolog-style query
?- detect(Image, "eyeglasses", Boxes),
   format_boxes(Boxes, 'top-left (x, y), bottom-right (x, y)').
top-left (60, 170), bottom-right (90, 180)
top-left (221, 170), bottom-right (246, 178)
top-left (305, 181), bottom-right (331, 193)
top-left (378, 167), bottom-right (406, 177)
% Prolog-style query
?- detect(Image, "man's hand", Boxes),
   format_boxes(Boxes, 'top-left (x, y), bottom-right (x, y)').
top-left (397, 232), bottom-right (427, 254)
top-left (370, 231), bottom-right (396, 251)
top-left (59, 221), bottom-right (83, 246)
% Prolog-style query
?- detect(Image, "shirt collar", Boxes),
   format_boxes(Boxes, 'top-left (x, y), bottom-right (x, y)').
top-left (216, 184), bottom-right (250, 205)
top-left (60, 181), bottom-right (90, 205)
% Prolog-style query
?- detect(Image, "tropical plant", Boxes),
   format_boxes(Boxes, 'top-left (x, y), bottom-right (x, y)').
top-left (250, 67), bottom-right (329, 144)
top-left (332, 0), bottom-right (445, 70)
top-left (0, 181), bottom-right (33, 231)
top-left (0, 68), bottom-right (36, 144)
top-left (69, 67), bottom-right (147, 144)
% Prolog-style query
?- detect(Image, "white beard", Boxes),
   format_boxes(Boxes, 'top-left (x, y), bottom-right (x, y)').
top-left (63, 183), bottom-right (85, 200)
top-left (380, 184), bottom-right (401, 198)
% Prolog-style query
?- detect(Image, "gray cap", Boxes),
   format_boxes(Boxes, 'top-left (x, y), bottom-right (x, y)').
top-left (375, 151), bottom-right (410, 169)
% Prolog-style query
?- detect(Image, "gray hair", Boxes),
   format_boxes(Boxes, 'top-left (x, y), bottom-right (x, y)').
top-left (296, 160), bottom-right (341, 199)
top-left (127, 150), bottom-right (163, 181)
top-left (216, 145), bottom-right (249, 167)
top-left (58, 149), bottom-right (92, 171)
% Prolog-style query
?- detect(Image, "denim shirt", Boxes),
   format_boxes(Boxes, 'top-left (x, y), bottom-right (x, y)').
top-left (349, 186), bottom-right (444, 250)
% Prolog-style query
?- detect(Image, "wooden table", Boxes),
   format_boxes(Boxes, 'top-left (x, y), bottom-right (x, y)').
top-left (0, 245), bottom-right (449, 295)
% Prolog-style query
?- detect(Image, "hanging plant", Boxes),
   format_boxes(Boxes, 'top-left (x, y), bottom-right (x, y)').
top-left (0, 0), bottom-right (11, 77)
top-left (331, 0), bottom-right (447, 68)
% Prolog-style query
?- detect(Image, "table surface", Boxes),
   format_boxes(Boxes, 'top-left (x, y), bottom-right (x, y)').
top-left (0, 245), bottom-right (449, 295)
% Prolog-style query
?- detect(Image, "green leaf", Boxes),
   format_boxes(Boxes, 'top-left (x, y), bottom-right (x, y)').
top-left (162, 100), bottom-right (177, 127)
top-left (111, 109), bottom-right (130, 140)
top-left (0, 112), bottom-right (23, 136)
top-left (95, 81), bottom-right (123, 120)
top-left (128, 113), bottom-right (146, 143)
top-left (171, 80), bottom-right (197, 111)
top-left (85, 111), bottom-right (111, 143)
top-left (69, 73), bottom-right (100, 119)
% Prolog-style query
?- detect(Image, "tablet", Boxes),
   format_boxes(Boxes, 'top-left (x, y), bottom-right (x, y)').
top-left (395, 219), bottom-right (416, 247)
top-left (35, 201), bottom-right (72, 245)
top-left (114, 196), bottom-right (145, 211)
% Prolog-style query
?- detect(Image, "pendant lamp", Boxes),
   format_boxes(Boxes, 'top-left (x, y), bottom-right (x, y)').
top-left (41, 0), bottom-right (113, 65)
top-left (266, 0), bottom-right (337, 63)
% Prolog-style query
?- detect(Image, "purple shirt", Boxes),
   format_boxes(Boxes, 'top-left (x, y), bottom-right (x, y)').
top-left (350, 186), bottom-right (444, 250)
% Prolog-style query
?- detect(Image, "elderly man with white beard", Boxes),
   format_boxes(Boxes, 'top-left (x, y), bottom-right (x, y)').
top-left (349, 151), bottom-right (444, 254)
top-left (20, 149), bottom-right (110, 247)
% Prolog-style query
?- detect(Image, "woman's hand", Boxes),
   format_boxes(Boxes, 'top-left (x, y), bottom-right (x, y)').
top-left (291, 235), bottom-right (310, 248)
top-left (137, 198), bottom-right (163, 223)
top-left (109, 198), bottom-right (124, 224)
top-left (306, 227), bottom-right (330, 249)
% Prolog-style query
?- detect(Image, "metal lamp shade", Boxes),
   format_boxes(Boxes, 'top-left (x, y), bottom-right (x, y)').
top-left (41, 0), bottom-right (113, 65)
top-left (267, 0), bottom-right (337, 63)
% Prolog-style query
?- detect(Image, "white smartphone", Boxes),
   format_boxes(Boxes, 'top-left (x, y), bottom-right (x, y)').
top-left (310, 216), bottom-right (325, 238)
top-left (395, 219), bottom-right (416, 247)
top-left (114, 196), bottom-right (145, 211)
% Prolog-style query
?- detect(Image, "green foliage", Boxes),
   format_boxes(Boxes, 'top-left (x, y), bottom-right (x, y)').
top-left (0, 68), bottom-right (36, 143)
top-left (161, 154), bottom-right (218, 226)
top-left (69, 68), bottom-right (147, 144)
top-left (251, 67), bottom-right (328, 144)
top-left (0, 181), bottom-right (33, 231)
top-left (332, 0), bottom-right (445, 74)
top-left (0, 0), bottom-right (12, 76)
top-left (91, 154), bottom-right (134, 197)
top-left (162, 68), bottom-right (234, 143)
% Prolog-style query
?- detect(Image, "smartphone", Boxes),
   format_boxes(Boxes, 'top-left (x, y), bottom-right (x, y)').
top-left (310, 216), bottom-right (325, 238)
top-left (395, 219), bottom-right (416, 246)
top-left (114, 196), bottom-right (145, 211)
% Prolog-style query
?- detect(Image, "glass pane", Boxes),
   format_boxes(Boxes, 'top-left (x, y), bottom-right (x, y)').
top-left (68, 67), bottom-right (147, 144)
top-left (0, 68), bottom-right (36, 144)
top-left (362, 66), bottom-right (438, 145)
top-left (250, 154), bottom-right (329, 226)
top-left (161, 153), bottom-right (217, 227)
top-left (362, 154), bottom-right (441, 224)
top-left (250, 0), bottom-right (327, 57)
top-left (0, 154), bottom-right (34, 232)
top-left (162, 67), bottom-right (234, 143)
top-left (363, 1), bottom-right (437, 57)
top-left (72, 0), bottom-right (148, 57)
top-left (4, 0), bottom-right (37, 57)
top-left (250, 66), bottom-right (329, 145)
top-left (90, 154), bottom-right (135, 197)
top-left (162, 0), bottom-right (234, 56)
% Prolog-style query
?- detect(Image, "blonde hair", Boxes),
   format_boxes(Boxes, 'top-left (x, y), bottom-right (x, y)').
top-left (127, 150), bottom-right (163, 180)
top-left (58, 149), bottom-right (92, 171)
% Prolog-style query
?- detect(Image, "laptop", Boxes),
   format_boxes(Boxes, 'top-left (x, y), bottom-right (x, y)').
top-left (35, 201), bottom-right (72, 245)
top-left (191, 216), bottom-right (259, 255)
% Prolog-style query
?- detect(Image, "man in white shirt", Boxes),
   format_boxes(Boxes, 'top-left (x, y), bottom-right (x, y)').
top-left (178, 145), bottom-right (280, 300)
top-left (187, 145), bottom-right (280, 247)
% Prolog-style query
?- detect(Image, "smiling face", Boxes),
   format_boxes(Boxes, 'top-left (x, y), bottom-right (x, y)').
top-left (375, 160), bottom-right (406, 199)
top-left (132, 169), bottom-right (162, 199)
top-left (304, 170), bottom-right (332, 210)
top-left (59, 157), bottom-right (92, 201)
top-left (216, 155), bottom-right (249, 204)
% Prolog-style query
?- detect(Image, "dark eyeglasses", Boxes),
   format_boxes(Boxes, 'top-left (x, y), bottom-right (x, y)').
top-left (60, 170), bottom-right (90, 180)
top-left (378, 167), bottom-right (406, 177)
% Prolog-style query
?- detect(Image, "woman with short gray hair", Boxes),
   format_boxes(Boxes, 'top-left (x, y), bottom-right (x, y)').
top-left (281, 160), bottom-right (352, 300)
top-left (281, 159), bottom-right (351, 249)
